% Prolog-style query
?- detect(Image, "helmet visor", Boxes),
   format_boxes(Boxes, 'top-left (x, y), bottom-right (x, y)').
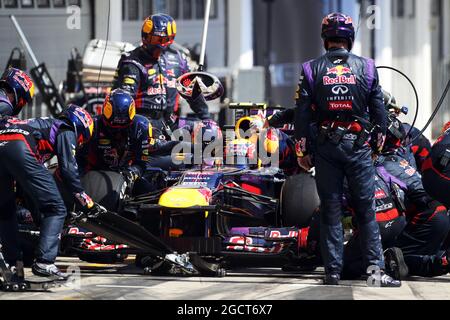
top-left (16, 97), bottom-right (28, 110)
top-left (146, 35), bottom-right (172, 47)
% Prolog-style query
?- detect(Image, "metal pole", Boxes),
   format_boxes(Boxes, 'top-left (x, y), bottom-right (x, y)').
top-left (10, 15), bottom-right (40, 68)
top-left (198, 0), bottom-right (212, 71)
top-left (264, 0), bottom-right (274, 105)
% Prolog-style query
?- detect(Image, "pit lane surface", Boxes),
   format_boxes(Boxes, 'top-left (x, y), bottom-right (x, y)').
top-left (2, 257), bottom-right (450, 300)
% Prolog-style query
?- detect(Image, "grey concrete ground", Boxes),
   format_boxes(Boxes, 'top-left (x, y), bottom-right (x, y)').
top-left (2, 257), bottom-right (450, 300)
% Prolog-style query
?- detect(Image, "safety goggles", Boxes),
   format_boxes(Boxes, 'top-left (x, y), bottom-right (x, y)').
top-left (146, 35), bottom-right (172, 47)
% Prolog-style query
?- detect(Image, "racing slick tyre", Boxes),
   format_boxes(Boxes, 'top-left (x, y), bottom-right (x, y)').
top-left (81, 171), bottom-right (126, 213)
top-left (280, 173), bottom-right (320, 228)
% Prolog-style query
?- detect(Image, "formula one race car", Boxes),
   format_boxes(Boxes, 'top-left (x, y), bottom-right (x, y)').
top-left (15, 104), bottom-right (320, 277)
top-left (61, 103), bottom-right (321, 275)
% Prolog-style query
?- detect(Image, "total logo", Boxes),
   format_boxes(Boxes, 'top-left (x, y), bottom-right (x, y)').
top-left (323, 65), bottom-right (356, 86)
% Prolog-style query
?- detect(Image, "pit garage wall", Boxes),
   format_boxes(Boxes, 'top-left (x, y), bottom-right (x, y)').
top-left (0, 0), bottom-right (93, 88)
top-left (0, 0), bottom-right (93, 118)
top-left (252, 0), bottom-right (324, 108)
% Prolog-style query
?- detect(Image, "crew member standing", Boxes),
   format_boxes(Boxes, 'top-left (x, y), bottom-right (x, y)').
top-left (112, 14), bottom-right (209, 138)
top-left (294, 13), bottom-right (399, 287)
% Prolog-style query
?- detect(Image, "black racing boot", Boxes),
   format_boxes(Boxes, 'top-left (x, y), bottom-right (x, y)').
top-left (323, 273), bottom-right (340, 286)
top-left (384, 247), bottom-right (409, 280)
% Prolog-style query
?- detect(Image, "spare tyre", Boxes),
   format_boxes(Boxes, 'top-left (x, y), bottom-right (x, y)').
top-left (81, 171), bottom-right (126, 213)
top-left (280, 173), bottom-right (320, 228)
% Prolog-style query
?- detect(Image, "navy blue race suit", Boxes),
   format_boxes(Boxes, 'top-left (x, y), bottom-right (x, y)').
top-left (0, 89), bottom-right (13, 116)
top-left (342, 166), bottom-right (407, 279)
top-left (294, 47), bottom-right (387, 276)
top-left (377, 154), bottom-right (450, 277)
top-left (77, 115), bottom-right (153, 176)
top-left (300, 166), bottom-right (407, 276)
top-left (0, 117), bottom-right (87, 265)
top-left (112, 46), bottom-right (209, 136)
top-left (422, 129), bottom-right (450, 208)
top-left (76, 114), bottom-right (184, 191)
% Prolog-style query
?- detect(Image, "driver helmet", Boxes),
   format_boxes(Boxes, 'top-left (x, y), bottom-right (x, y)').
top-left (192, 119), bottom-right (223, 151)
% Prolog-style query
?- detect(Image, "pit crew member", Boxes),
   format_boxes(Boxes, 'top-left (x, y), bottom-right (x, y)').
top-left (294, 12), bottom-right (398, 286)
top-left (0, 105), bottom-right (98, 279)
top-left (112, 14), bottom-right (209, 137)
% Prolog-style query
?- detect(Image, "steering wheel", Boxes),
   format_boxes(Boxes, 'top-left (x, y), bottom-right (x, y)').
top-left (176, 71), bottom-right (224, 101)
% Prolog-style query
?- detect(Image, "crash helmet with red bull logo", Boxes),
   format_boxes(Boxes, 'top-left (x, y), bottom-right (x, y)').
top-left (321, 13), bottom-right (355, 51)
top-left (102, 89), bottom-right (136, 130)
top-left (0, 68), bottom-right (35, 116)
top-left (60, 104), bottom-right (94, 147)
top-left (192, 119), bottom-right (223, 150)
top-left (141, 14), bottom-right (176, 52)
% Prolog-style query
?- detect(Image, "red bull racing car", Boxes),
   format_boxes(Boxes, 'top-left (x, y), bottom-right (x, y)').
top-left (18, 104), bottom-right (321, 276)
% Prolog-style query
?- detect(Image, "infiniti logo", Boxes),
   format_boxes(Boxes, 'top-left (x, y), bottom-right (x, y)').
top-left (332, 85), bottom-right (349, 95)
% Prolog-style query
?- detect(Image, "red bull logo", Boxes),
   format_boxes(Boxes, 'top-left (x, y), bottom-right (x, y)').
top-left (375, 189), bottom-right (387, 200)
top-left (323, 65), bottom-right (356, 85)
top-left (327, 65), bottom-right (352, 76)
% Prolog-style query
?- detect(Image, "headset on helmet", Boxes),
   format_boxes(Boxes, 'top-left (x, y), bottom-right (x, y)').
top-left (321, 12), bottom-right (355, 51)
top-left (0, 68), bottom-right (35, 116)
top-left (61, 104), bottom-right (94, 147)
top-left (102, 89), bottom-right (136, 130)
top-left (160, 14), bottom-right (177, 42)
top-left (141, 14), bottom-right (176, 50)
